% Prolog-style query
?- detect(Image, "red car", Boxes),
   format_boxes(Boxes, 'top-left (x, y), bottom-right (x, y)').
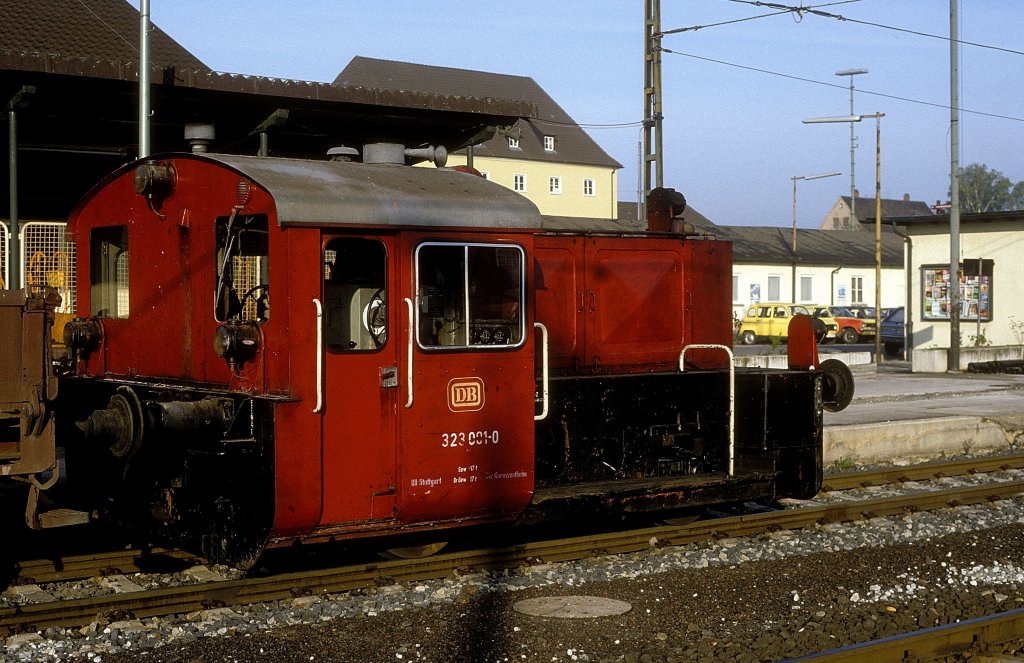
top-left (811, 306), bottom-right (867, 344)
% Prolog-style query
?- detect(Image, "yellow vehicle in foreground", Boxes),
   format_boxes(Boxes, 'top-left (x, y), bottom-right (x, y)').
top-left (738, 302), bottom-right (813, 345)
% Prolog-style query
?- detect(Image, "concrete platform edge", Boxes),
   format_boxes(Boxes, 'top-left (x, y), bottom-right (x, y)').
top-left (824, 415), bottom-right (1024, 466)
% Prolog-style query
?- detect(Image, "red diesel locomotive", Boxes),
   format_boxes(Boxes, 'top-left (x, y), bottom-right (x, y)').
top-left (1, 145), bottom-right (851, 566)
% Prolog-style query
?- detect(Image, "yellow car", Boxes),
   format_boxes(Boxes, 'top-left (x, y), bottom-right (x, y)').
top-left (738, 303), bottom-right (813, 345)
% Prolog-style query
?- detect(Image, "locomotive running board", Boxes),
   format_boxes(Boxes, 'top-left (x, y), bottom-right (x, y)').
top-left (522, 470), bottom-right (779, 526)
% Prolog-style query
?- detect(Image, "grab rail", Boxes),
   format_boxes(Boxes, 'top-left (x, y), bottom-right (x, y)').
top-left (404, 297), bottom-right (414, 408)
top-left (679, 344), bottom-right (734, 476)
top-left (534, 322), bottom-right (549, 421)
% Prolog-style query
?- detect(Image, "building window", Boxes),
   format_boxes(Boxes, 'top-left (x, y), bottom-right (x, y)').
top-left (583, 179), bottom-right (595, 197)
top-left (800, 276), bottom-right (813, 302)
top-left (549, 176), bottom-right (562, 195)
top-left (732, 275), bottom-right (740, 303)
top-left (767, 275), bottom-right (781, 301)
top-left (543, 135), bottom-right (555, 151)
top-left (508, 136), bottom-right (520, 150)
top-left (851, 276), bottom-right (864, 304)
top-left (513, 174), bottom-right (527, 192)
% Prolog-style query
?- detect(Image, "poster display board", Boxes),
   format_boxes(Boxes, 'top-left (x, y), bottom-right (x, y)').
top-left (920, 259), bottom-right (993, 321)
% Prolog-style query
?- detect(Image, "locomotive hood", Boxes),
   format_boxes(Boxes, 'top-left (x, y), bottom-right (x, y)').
top-left (73, 151), bottom-right (544, 230)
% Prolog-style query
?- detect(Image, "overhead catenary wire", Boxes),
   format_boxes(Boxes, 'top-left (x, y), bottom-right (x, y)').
top-left (659, 47), bottom-right (1024, 125)
top-left (726, 0), bottom-right (1024, 58)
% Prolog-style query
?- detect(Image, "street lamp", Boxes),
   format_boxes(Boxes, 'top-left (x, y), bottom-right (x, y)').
top-left (836, 68), bottom-right (868, 227)
top-left (803, 113), bottom-right (885, 364)
top-left (791, 171), bottom-right (841, 301)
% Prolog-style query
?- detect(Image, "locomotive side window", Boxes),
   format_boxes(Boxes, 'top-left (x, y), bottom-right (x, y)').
top-left (415, 243), bottom-right (524, 349)
top-left (323, 238), bottom-right (387, 351)
top-left (214, 214), bottom-right (269, 322)
top-left (90, 226), bottom-right (129, 318)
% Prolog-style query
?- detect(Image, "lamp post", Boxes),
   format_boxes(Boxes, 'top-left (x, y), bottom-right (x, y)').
top-left (804, 113), bottom-right (885, 365)
top-left (791, 171), bottom-right (841, 301)
top-left (836, 69), bottom-right (868, 227)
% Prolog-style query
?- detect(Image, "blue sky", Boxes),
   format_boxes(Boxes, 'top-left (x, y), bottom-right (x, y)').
top-left (150, 2), bottom-right (1023, 229)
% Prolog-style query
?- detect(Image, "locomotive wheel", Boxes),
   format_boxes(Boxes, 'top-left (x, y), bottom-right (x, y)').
top-left (380, 541), bottom-right (448, 560)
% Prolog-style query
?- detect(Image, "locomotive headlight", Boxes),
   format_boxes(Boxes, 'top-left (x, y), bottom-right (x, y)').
top-left (63, 317), bottom-right (103, 358)
top-left (213, 321), bottom-right (261, 368)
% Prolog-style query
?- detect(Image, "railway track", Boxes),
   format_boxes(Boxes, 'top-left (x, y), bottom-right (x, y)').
top-left (10, 548), bottom-right (203, 586)
top-left (787, 607), bottom-right (1024, 662)
top-left (12, 451), bottom-right (1024, 588)
top-left (4, 459), bottom-right (1024, 636)
top-left (820, 452), bottom-right (1024, 492)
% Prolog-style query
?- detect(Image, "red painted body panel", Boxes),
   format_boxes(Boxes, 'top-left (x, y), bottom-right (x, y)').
top-left (68, 158), bottom-right (291, 394)
top-left (319, 232), bottom-right (400, 527)
top-left (535, 234), bottom-right (732, 373)
top-left (394, 232), bottom-right (536, 523)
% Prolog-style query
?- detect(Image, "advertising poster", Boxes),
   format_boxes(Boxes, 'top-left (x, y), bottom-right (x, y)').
top-left (921, 262), bottom-right (992, 322)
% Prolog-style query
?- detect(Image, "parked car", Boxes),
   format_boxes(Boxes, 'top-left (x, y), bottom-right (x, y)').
top-left (738, 303), bottom-right (812, 345)
top-left (844, 305), bottom-right (880, 338)
top-left (810, 306), bottom-right (866, 344)
top-left (880, 307), bottom-right (906, 357)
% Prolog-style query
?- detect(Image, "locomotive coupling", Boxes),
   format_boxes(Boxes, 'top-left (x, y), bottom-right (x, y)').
top-left (75, 387), bottom-right (235, 457)
top-left (63, 317), bottom-right (103, 360)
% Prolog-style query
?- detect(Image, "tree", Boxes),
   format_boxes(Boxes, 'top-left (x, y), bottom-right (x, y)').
top-left (955, 163), bottom-right (1024, 213)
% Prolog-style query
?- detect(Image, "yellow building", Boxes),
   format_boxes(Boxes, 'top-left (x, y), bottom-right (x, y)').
top-left (336, 57), bottom-right (622, 219)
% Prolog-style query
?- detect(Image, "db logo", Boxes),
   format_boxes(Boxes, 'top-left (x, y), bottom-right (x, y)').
top-left (448, 377), bottom-right (485, 412)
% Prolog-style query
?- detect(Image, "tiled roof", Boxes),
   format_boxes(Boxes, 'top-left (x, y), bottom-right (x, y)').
top-left (335, 57), bottom-right (622, 169)
top-left (560, 204), bottom-right (900, 268)
top-left (3, 0), bottom-right (208, 71)
top-left (696, 224), bottom-right (902, 267)
top-left (849, 195), bottom-right (934, 224)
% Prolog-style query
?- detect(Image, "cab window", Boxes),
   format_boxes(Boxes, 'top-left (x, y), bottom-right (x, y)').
top-left (90, 226), bottom-right (129, 318)
top-left (214, 214), bottom-right (269, 322)
top-left (416, 243), bottom-right (525, 349)
top-left (323, 238), bottom-right (387, 351)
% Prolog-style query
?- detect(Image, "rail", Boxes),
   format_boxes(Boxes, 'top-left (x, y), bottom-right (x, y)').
top-left (785, 607), bottom-right (1024, 662)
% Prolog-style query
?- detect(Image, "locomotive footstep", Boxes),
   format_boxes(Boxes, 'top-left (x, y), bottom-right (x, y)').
top-left (380, 541), bottom-right (448, 559)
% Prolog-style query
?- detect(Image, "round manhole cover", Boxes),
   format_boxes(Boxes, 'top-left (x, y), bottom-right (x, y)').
top-left (513, 595), bottom-right (632, 618)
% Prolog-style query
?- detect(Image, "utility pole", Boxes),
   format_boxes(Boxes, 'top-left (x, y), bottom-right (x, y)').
top-left (948, 0), bottom-right (961, 371)
top-left (835, 69), bottom-right (867, 228)
top-left (138, 0), bottom-right (151, 158)
top-left (642, 0), bottom-right (664, 218)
